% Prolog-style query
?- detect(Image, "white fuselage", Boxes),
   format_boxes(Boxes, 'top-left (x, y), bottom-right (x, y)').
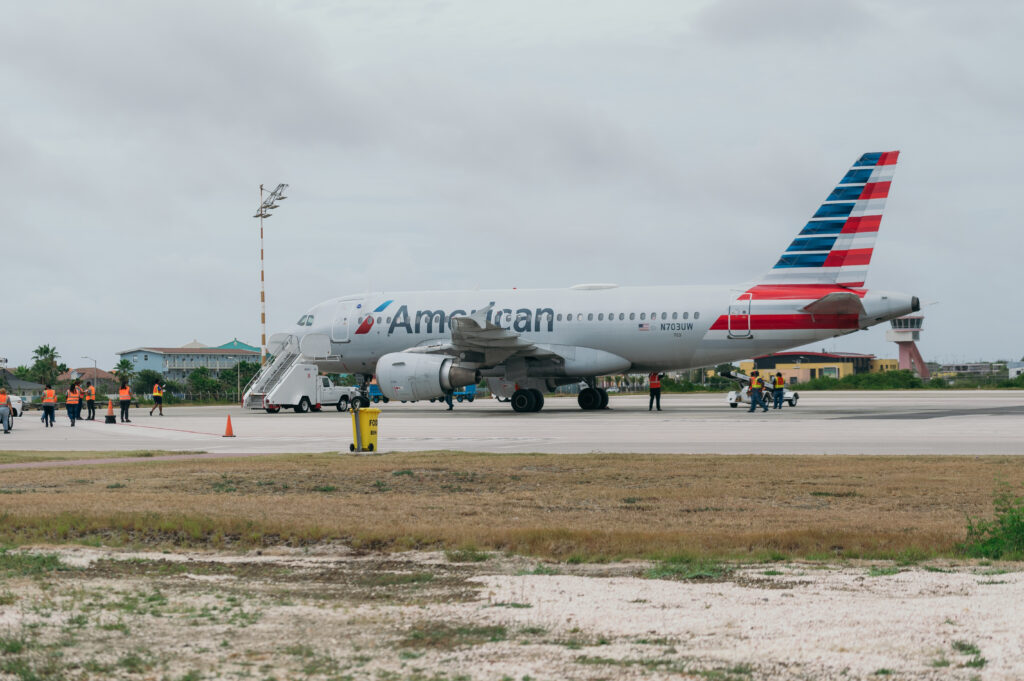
top-left (288, 283), bottom-right (917, 378)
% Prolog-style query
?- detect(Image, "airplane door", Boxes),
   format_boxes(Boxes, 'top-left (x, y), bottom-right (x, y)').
top-left (727, 292), bottom-right (753, 339)
top-left (331, 300), bottom-right (358, 342)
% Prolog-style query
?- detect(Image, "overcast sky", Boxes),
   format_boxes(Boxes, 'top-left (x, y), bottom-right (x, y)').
top-left (2, 0), bottom-right (1021, 371)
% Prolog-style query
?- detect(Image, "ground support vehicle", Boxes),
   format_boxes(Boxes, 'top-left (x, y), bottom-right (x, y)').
top-left (263, 363), bottom-right (362, 413)
top-left (720, 370), bottom-right (798, 408)
top-left (368, 383), bottom-right (390, 404)
top-left (429, 384), bottom-right (477, 405)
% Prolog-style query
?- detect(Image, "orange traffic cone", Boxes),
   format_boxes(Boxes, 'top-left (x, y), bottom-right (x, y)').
top-left (222, 415), bottom-right (236, 438)
top-left (104, 400), bottom-right (117, 424)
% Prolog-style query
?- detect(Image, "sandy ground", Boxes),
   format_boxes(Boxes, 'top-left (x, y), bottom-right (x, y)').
top-left (1, 545), bottom-right (1021, 680)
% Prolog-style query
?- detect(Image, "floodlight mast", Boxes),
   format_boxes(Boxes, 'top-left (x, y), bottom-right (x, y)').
top-left (253, 183), bottom-right (289, 366)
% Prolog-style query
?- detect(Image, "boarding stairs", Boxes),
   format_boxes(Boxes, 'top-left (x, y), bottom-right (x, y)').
top-left (242, 338), bottom-right (301, 410)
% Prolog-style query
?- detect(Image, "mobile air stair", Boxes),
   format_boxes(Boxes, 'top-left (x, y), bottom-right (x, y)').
top-left (241, 334), bottom-right (301, 410)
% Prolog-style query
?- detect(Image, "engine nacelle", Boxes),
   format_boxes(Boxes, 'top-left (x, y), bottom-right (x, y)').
top-left (376, 352), bottom-right (480, 401)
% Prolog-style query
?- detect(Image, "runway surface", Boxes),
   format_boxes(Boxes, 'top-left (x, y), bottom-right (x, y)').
top-left (2, 391), bottom-right (1022, 466)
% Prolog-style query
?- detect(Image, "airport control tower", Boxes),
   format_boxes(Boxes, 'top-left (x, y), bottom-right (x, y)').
top-left (886, 315), bottom-right (930, 380)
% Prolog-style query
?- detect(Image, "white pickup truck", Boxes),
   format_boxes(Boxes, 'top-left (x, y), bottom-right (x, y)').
top-left (264, 363), bottom-right (363, 413)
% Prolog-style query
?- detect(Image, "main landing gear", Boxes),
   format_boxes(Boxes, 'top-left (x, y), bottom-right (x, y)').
top-left (578, 387), bottom-right (609, 411)
top-left (511, 389), bottom-right (545, 413)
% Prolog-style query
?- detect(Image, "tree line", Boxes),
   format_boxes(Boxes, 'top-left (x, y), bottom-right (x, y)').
top-left (1, 345), bottom-right (262, 403)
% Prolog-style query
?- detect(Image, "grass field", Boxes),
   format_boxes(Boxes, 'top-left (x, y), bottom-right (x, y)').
top-left (0, 450), bottom-right (205, 465)
top-left (2, 452), bottom-right (1021, 560)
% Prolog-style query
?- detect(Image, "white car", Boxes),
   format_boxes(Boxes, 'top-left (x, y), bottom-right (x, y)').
top-left (7, 394), bottom-right (23, 417)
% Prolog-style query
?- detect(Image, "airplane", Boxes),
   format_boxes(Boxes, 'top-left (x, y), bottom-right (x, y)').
top-left (267, 151), bottom-right (918, 413)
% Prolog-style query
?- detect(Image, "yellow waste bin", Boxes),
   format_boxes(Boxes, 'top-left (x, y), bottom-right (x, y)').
top-left (349, 407), bottom-right (380, 452)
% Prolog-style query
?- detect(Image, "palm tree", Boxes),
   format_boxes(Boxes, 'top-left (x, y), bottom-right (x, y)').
top-left (31, 344), bottom-right (61, 385)
top-left (113, 359), bottom-right (135, 384)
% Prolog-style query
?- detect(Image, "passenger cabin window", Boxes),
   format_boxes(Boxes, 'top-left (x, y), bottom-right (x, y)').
top-left (683, 312), bottom-right (689, 319)
top-left (598, 313), bottom-right (604, 321)
top-left (619, 313), bottom-right (624, 320)
top-left (557, 313), bottom-right (563, 321)
top-left (672, 312), bottom-right (678, 320)
top-left (694, 311), bottom-right (700, 319)
top-left (577, 313), bottom-right (583, 321)
top-left (661, 312), bottom-right (667, 320)
top-left (629, 313), bottom-right (635, 320)
top-left (640, 313), bottom-right (646, 320)
top-left (588, 313), bottom-right (594, 321)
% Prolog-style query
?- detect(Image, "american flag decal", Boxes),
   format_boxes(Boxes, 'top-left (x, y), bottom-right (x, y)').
top-left (638, 323), bottom-right (650, 331)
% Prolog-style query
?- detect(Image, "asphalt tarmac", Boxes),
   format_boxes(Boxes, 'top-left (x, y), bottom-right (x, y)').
top-left (1, 391), bottom-right (1022, 466)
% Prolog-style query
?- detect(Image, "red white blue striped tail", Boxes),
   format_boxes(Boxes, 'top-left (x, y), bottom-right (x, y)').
top-left (758, 151), bottom-right (898, 288)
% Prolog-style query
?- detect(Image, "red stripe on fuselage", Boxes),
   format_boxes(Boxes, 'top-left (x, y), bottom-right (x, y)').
top-left (710, 313), bottom-right (860, 331)
top-left (355, 318), bottom-right (374, 334)
top-left (841, 215), bottom-right (881, 233)
top-left (745, 285), bottom-right (867, 300)
top-left (823, 248), bottom-right (873, 268)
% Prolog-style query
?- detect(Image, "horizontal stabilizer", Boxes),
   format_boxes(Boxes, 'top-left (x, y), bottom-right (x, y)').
top-left (801, 292), bottom-right (866, 316)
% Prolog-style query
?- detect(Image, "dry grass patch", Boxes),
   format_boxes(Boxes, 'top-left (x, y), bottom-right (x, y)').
top-left (0, 450), bottom-right (204, 465)
top-left (0, 452), bottom-right (1021, 559)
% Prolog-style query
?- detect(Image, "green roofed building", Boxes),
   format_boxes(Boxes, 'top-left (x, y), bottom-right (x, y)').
top-left (217, 338), bottom-right (260, 352)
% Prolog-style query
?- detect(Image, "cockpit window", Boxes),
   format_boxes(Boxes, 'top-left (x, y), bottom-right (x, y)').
top-left (297, 315), bottom-right (308, 325)
top-left (305, 316), bottom-right (314, 326)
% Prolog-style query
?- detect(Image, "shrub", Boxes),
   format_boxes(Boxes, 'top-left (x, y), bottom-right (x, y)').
top-left (960, 484), bottom-right (1024, 559)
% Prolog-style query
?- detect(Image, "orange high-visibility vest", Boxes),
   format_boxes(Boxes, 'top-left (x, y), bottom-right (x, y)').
top-left (751, 376), bottom-right (763, 390)
top-left (649, 373), bottom-right (661, 389)
top-left (85, 386), bottom-right (96, 400)
top-left (42, 389), bottom-right (57, 404)
top-left (773, 376), bottom-right (785, 389)
top-left (118, 387), bottom-right (131, 401)
top-left (66, 388), bottom-right (81, 405)
top-left (153, 384), bottom-right (163, 397)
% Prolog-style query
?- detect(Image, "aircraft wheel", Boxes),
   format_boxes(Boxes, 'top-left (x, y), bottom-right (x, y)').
top-left (578, 387), bottom-right (601, 411)
top-left (597, 388), bottom-right (609, 409)
top-left (336, 396), bottom-right (349, 412)
top-left (529, 389), bottom-right (544, 412)
top-left (511, 389), bottom-right (536, 413)
top-left (295, 397), bottom-right (311, 414)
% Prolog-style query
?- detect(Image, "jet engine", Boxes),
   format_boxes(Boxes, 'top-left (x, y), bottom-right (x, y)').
top-left (376, 352), bottom-right (480, 402)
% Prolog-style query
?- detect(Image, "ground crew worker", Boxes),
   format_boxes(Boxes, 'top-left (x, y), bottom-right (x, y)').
top-left (41, 384), bottom-right (57, 427)
top-left (65, 381), bottom-right (83, 426)
top-left (748, 370), bottom-right (769, 413)
top-left (648, 372), bottom-right (663, 411)
top-left (118, 382), bottom-right (132, 423)
top-left (444, 390), bottom-right (454, 411)
top-left (84, 381), bottom-right (97, 420)
top-left (0, 388), bottom-right (12, 434)
top-left (772, 372), bottom-right (786, 410)
top-left (149, 382), bottom-right (164, 416)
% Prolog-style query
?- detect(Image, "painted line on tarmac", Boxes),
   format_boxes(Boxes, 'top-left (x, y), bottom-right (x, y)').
top-left (77, 420), bottom-right (223, 437)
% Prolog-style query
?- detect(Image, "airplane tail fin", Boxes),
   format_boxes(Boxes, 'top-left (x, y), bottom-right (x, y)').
top-left (758, 151), bottom-right (899, 288)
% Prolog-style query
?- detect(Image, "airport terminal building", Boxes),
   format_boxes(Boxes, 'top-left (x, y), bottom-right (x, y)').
top-left (118, 339), bottom-right (259, 381)
top-left (739, 352), bottom-right (898, 384)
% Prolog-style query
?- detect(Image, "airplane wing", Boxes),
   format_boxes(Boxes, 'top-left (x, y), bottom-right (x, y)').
top-left (399, 304), bottom-right (555, 367)
top-left (801, 292), bottom-right (866, 317)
